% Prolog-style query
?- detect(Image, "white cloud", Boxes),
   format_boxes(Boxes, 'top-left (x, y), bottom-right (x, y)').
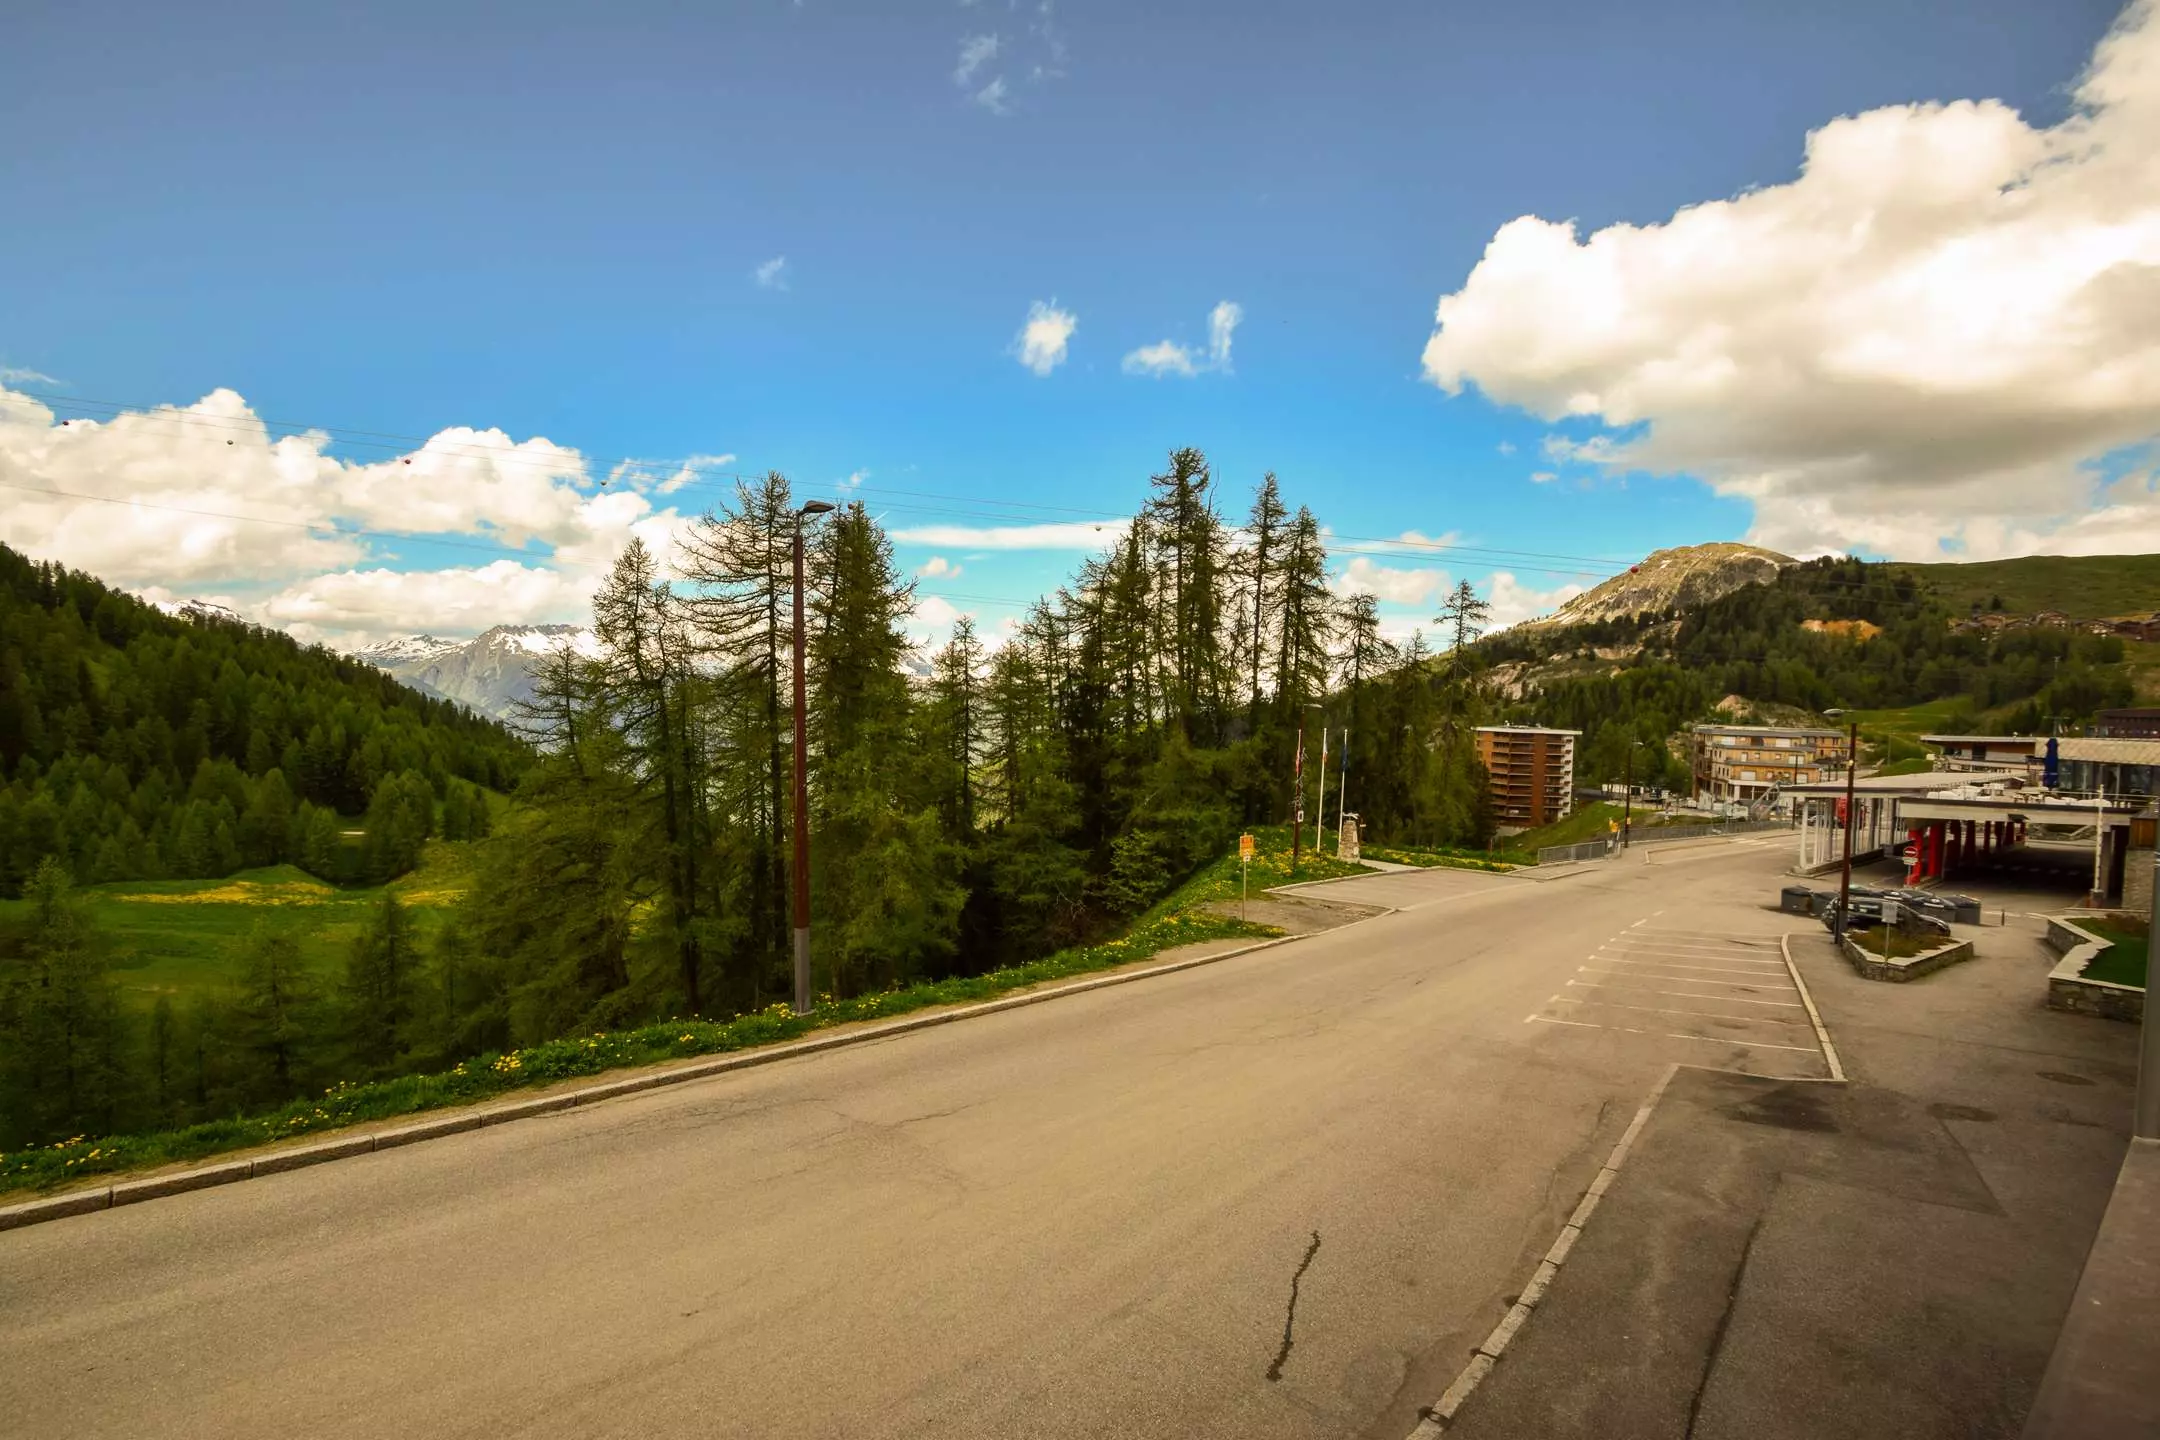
top-left (1334, 557), bottom-right (1446, 607)
top-left (972, 77), bottom-right (1010, 114)
top-left (0, 382), bottom-right (685, 647)
top-left (1530, 471), bottom-right (1557, 484)
top-left (0, 367), bottom-right (56, 384)
top-left (1014, 300), bottom-right (1077, 376)
top-left (1421, 0), bottom-right (2160, 561)
top-left (655, 453), bottom-right (736, 496)
top-left (955, 33), bottom-right (999, 85)
top-left (754, 256), bottom-right (790, 290)
top-left (916, 555), bottom-right (962, 578)
top-left (1485, 571), bottom-right (1589, 631)
top-left (892, 520), bottom-right (1121, 550)
top-left (1123, 300), bottom-right (1243, 378)
top-left (260, 560), bottom-right (593, 645)
top-left (1121, 340), bottom-right (1197, 379)
top-left (1496, 440), bottom-right (1516, 456)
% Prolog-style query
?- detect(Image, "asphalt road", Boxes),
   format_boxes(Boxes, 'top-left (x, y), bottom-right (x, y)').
top-left (1, 837), bottom-right (1828, 1440)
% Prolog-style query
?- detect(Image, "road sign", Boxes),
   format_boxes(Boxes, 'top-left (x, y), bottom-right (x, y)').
top-left (1239, 833), bottom-right (1255, 861)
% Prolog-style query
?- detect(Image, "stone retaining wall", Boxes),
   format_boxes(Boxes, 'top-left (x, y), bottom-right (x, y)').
top-left (1838, 932), bottom-right (1974, 983)
top-left (2043, 915), bottom-right (2146, 1023)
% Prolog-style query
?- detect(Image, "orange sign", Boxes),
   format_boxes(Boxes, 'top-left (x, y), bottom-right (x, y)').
top-left (1239, 833), bottom-right (1255, 861)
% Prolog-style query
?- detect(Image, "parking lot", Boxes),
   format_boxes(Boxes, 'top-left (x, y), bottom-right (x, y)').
top-left (1528, 921), bottom-right (1835, 1081)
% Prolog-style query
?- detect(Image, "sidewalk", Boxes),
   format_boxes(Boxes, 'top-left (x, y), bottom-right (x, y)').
top-left (2022, 1138), bottom-right (2160, 1440)
top-left (1448, 923), bottom-right (2137, 1439)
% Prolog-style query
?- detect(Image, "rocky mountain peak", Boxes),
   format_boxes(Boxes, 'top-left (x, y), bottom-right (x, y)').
top-left (1522, 542), bottom-right (1792, 630)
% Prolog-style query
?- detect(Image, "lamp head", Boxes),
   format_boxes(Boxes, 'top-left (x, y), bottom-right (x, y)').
top-left (800, 500), bottom-right (836, 516)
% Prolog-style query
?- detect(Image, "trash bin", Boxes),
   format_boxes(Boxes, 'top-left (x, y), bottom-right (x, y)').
top-left (1780, 885), bottom-right (1815, 915)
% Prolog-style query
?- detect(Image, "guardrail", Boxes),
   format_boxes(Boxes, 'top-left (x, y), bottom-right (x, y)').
top-left (1537, 838), bottom-right (1615, 865)
top-left (1534, 818), bottom-right (1788, 867)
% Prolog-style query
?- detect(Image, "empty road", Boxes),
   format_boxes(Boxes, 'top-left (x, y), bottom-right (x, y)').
top-left (1, 837), bottom-right (1826, 1439)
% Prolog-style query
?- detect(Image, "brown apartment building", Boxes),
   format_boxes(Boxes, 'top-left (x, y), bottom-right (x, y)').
top-left (1689, 724), bottom-right (1850, 803)
top-left (1474, 725), bottom-right (1580, 831)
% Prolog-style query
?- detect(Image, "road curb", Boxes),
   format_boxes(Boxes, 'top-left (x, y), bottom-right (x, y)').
top-left (1405, 1063), bottom-right (1683, 1436)
top-left (0, 911), bottom-right (1396, 1237)
top-left (1405, 931), bottom-right (1852, 1434)
top-left (1780, 932), bottom-right (1847, 1082)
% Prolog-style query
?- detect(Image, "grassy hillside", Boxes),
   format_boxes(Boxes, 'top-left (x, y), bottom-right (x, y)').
top-left (0, 843), bottom-right (476, 1011)
top-left (1902, 554), bottom-right (2160, 620)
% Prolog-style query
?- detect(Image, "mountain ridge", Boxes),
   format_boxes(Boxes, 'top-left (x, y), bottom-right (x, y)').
top-left (356, 624), bottom-right (599, 720)
top-left (1520, 541), bottom-right (1793, 630)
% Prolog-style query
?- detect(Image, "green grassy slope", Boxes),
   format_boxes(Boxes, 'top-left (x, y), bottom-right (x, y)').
top-left (1902, 554), bottom-right (2160, 620)
top-left (0, 845), bottom-right (477, 1010)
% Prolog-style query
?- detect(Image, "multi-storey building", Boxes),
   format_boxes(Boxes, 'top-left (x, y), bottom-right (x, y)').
top-left (1689, 724), bottom-right (1850, 803)
top-left (1474, 725), bottom-right (1580, 831)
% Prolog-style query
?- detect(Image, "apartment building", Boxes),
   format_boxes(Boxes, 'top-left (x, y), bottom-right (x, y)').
top-left (1474, 725), bottom-right (1580, 831)
top-left (1689, 724), bottom-right (1850, 803)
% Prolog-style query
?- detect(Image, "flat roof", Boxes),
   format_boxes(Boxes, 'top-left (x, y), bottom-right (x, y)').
top-left (1784, 770), bottom-right (2027, 795)
top-left (1474, 725), bottom-right (1581, 736)
top-left (1691, 724), bottom-right (1845, 737)
top-left (1920, 735), bottom-right (2042, 745)
top-left (2056, 738), bottom-right (2160, 765)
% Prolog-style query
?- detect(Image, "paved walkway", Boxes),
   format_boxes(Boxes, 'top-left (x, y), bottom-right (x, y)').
top-left (2023, 1138), bottom-right (2160, 1440)
top-left (1450, 920), bottom-right (2137, 1440)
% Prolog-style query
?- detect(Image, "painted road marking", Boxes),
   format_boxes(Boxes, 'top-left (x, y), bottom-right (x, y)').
top-left (1579, 966), bottom-right (1791, 990)
top-left (1584, 958), bottom-right (1786, 976)
top-left (1566, 979), bottom-right (1801, 1007)
top-left (1551, 995), bottom-right (1812, 1026)
top-left (1527, 1014), bottom-right (1819, 1053)
top-left (1602, 941), bottom-right (1783, 960)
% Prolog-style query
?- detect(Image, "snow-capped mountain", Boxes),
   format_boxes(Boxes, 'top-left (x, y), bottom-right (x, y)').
top-left (352, 633), bottom-right (465, 667)
top-left (355, 624), bottom-right (598, 721)
top-left (151, 597), bottom-right (245, 625)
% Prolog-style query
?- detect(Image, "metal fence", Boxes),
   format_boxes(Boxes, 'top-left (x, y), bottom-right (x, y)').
top-left (1534, 818), bottom-right (1789, 867)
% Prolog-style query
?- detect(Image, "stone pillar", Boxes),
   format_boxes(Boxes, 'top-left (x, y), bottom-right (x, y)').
top-left (2124, 805), bottom-right (2157, 921)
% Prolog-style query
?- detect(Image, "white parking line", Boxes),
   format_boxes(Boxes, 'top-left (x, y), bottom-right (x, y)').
top-left (1527, 1014), bottom-right (1819, 1053)
top-left (1592, 954), bottom-right (1785, 974)
top-left (1550, 995), bottom-right (1812, 1026)
top-left (1566, 979), bottom-right (1803, 1007)
top-left (1601, 944), bottom-right (1782, 961)
top-left (1591, 953), bottom-right (1788, 970)
top-left (1582, 963), bottom-right (1795, 984)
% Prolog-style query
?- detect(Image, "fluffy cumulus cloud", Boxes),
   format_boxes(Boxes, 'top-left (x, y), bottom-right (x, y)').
top-left (916, 555), bottom-right (961, 579)
top-left (1332, 556), bottom-right (1447, 607)
top-left (1421, 0), bottom-right (2160, 560)
top-left (1123, 300), bottom-right (1242, 378)
top-left (1014, 300), bottom-right (1077, 376)
top-left (0, 383), bottom-right (695, 648)
top-left (1485, 571), bottom-right (1589, 631)
top-left (754, 256), bottom-right (789, 290)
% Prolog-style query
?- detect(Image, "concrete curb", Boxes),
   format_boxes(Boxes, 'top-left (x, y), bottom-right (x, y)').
top-left (1405, 1064), bottom-right (1684, 1437)
top-left (1, 910), bottom-right (1396, 1237)
top-left (1780, 933), bottom-right (1846, 1082)
top-left (1403, 930), bottom-right (1852, 1435)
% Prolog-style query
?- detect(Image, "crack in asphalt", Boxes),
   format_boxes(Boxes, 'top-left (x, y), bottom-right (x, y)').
top-left (1266, 1230), bottom-right (1324, 1383)
top-left (1684, 1210), bottom-right (1766, 1437)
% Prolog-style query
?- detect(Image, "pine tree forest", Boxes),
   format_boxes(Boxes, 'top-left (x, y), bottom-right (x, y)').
top-left (0, 454), bottom-right (1506, 1149)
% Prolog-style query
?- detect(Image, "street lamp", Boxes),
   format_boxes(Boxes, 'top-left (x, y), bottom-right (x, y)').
top-left (791, 499), bottom-right (836, 1015)
top-left (1622, 739), bottom-right (1648, 849)
top-left (1292, 702), bottom-right (1322, 872)
top-left (1824, 708), bottom-right (1860, 945)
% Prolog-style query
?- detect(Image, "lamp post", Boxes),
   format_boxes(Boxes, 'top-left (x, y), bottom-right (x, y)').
top-left (1825, 709), bottom-right (1859, 945)
top-left (791, 499), bottom-right (835, 1015)
top-left (1622, 739), bottom-right (1647, 849)
top-left (1291, 702), bottom-right (1321, 872)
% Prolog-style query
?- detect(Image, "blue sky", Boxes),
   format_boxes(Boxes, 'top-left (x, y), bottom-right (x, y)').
top-left (1, 0), bottom-right (2151, 649)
